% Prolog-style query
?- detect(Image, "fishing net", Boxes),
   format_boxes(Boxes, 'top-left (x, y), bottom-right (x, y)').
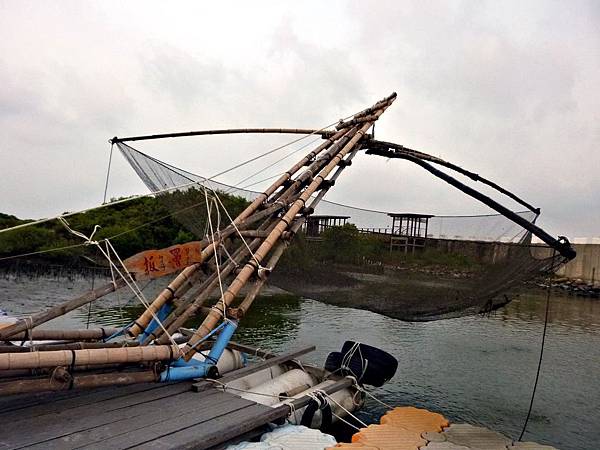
top-left (116, 141), bottom-right (570, 321)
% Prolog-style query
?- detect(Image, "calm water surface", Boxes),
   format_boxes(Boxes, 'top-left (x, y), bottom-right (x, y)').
top-left (1, 275), bottom-right (599, 450)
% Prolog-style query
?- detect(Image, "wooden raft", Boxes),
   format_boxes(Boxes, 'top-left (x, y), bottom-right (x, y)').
top-left (0, 381), bottom-right (288, 449)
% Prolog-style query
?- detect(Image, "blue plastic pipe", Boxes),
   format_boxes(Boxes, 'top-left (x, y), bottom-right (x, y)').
top-left (138, 302), bottom-right (172, 343)
top-left (159, 320), bottom-right (238, 382)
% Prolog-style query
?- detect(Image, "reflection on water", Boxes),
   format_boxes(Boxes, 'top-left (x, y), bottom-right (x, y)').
top-left (1, 276), bottom-right (599, 450)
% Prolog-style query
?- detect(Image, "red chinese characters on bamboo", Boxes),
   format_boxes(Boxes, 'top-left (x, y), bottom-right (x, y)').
top-left (124, 242), bottom-right (203, 280)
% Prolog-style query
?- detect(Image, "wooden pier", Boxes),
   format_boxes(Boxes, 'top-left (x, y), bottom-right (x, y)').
top-left (0, 380), bottom-right (287, 449)
top-left (0, 345), bottom-right (352, 449)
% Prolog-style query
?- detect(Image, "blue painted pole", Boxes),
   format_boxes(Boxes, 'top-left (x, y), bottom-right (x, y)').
top-left (138, 302), bottom-right (172, 343)
top-left (159, 320), bottom-right (238, 382)
top-left (206, 320), bottom-right (238, 364)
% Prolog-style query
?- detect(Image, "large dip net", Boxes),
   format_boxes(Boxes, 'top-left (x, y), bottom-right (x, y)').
top-left (116, 139), bottom-right (572, 321)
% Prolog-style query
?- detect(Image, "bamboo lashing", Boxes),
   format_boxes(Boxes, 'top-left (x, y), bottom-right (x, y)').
top-left (181, 93), bottom-right (397, 359)
top-left (126, 130), bottom-right (346, 339)
top-left (231, 148), bottom-right (362, 319)
top-left (0, 93), bottom-right (398, 394)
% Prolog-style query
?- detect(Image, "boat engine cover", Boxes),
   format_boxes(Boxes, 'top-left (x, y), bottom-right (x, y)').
top-left (324, 341), bottom-right (398, 387)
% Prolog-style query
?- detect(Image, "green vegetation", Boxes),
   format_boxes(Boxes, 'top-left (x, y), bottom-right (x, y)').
top-left (2, 199), bottom-right (476, 273)
top-left (0, 189), bottom-right (249, 264)
top-left (280, 223), bottom-right (478, 272)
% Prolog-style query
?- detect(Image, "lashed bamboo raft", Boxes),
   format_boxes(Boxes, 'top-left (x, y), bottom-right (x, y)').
top-left (0, 94), bottom-right (398, 394)
top-left (0, 90), bottom-right (575, 398)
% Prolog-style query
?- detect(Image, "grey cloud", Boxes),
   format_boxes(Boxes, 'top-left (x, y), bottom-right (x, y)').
top-left (0, 1), bottom-right (598, 239)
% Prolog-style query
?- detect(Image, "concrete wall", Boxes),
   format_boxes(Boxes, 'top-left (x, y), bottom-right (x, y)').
top-left (427, 238), bottom-right (526, 265)
top-left (363, 231), bottom-right (600, 282)
top-left (557, 243), bottom-right (600, 282)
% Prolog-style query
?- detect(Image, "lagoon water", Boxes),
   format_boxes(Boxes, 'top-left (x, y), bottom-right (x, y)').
top-left (1, 275), bottom-right (599, 450)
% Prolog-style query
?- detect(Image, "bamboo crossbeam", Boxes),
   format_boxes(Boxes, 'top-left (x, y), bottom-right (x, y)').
top-left (110, 128), bottom-right (334, 144)
top-left (0, 279), bottom-right (126, 341)
top-left (0, 369), bottom-right (157, 396)
top-left (6, 328), bottom-right (120, 342)
top-left (127, 241), bottom-right (221, 338)
top-left (0, 341), bottom-right (139, 353)
top-left (0, 345), bottom-right (180, 370)
top-left (182, 94), bottom-right (396, 359)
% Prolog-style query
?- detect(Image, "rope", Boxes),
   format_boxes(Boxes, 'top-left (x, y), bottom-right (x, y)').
top-left (316, 389), bottom-right (368, 428)
top-left (226, 135), bottom-right (322, 193)
top-left (103, 143), bottom-right (114, 204)
top-left (518, 270), bottom-right (553, 441)
top-left (106, 240), bottom-right (125, 322)
top-left (205, 375), bottom-right (368, 429)
top-left (55, 218), bottom-right (178, 347)
top-left (206, 117), bottom-right (350, 182)
top-left (102, 239), bottom-right (178, 347)
top-left (0, 177), bottom-right (213, 235)
top-left (202, 189), bottom-right (227, 320)
top-left (0, 200), bottom-right (208, 263)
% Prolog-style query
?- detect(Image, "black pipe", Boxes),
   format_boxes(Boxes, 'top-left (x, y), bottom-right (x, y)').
top-left (368, 140), bottom-right (540, 215)
top-left (366, 148), bottom-right (576, 260)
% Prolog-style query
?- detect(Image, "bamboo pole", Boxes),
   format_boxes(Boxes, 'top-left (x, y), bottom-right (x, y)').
top-left (127, 130), bottom-right (345, 339)
top-left (6, 328), bottom-right (120, 342)
top-left (126, 241), bottom-right (219, 338)
top-left (231, 149), bottom-right (361, 318)
top-left (182, 93), bottom-right (396, 359)
top-left (0, 345), bottom-right (180, 370)
top-left (0, 341), bottom-right (141, 353)
top-left (0, 369), bottom-right (158, 396)
top-left (111, 128), bottom-right (334, 144)
top-left (152, 232), bottom-right (272, 345)
top-left (0, 279), bottom-right (126, 341)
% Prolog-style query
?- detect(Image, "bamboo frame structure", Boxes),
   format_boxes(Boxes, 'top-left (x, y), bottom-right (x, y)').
top-left (0, 92), bottom-right (576, 394)
top-left (180, 93), bottom-right (397, 360)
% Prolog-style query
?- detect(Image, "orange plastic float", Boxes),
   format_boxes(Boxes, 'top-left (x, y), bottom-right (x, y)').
top-left (329, 406), bottom-right (449, 449)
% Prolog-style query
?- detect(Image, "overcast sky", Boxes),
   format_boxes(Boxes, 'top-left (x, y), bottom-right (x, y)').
top-left (1, 1), bottom-right (598, 239)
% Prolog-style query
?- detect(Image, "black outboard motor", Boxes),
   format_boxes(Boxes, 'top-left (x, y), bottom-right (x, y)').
top-left (324, 341), bottom-right (398, 387)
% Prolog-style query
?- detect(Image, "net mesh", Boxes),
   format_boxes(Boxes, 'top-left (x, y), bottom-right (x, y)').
top-left (117, 141), bottom-right (569, 321)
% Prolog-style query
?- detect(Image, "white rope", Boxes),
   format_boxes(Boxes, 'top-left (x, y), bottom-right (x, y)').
top-left (315, 389), bottom-right (369, 428)
top-left (106, 240), bottom-right (125, 322)
top-left (205, 375), bottom-right (369, 429)
top-left (204, 181), bottom-right (261, 268)
top-left (56, 218), bottom-right (178, 347)
top-left (0, 178), bottom-right (212, 235)
top-left (226, 135), bottom-right (323, 193)
top-left (331, 411), bottom-right (362, 432)
top-left (358, 386), bottom-right (395, 411)
top-left (102, 239), bottom-right (178, 347)
top-left (203, 188), bottom-right (227, 321)
top-left (340, 342), bottom-right (368, 382)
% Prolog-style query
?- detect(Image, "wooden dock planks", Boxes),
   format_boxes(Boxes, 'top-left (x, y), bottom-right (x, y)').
top-left (0, 381), bottom-right (289, 450)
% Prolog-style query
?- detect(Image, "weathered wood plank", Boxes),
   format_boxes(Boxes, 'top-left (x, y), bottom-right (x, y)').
top-left (77, 394), bottom-right (259, 449)
top-left (0, 381), bottom-right (185, 419)
top-left (0, 380), bottom-right (178, 416)
top-left (23, 391), bottom-right (227, 450)
top-left (141, 404), bottom-right (290, 449)
top-left (193, 346), bottom-right (316, 392)
top-left (1, 385), bottom-right (201, 448)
